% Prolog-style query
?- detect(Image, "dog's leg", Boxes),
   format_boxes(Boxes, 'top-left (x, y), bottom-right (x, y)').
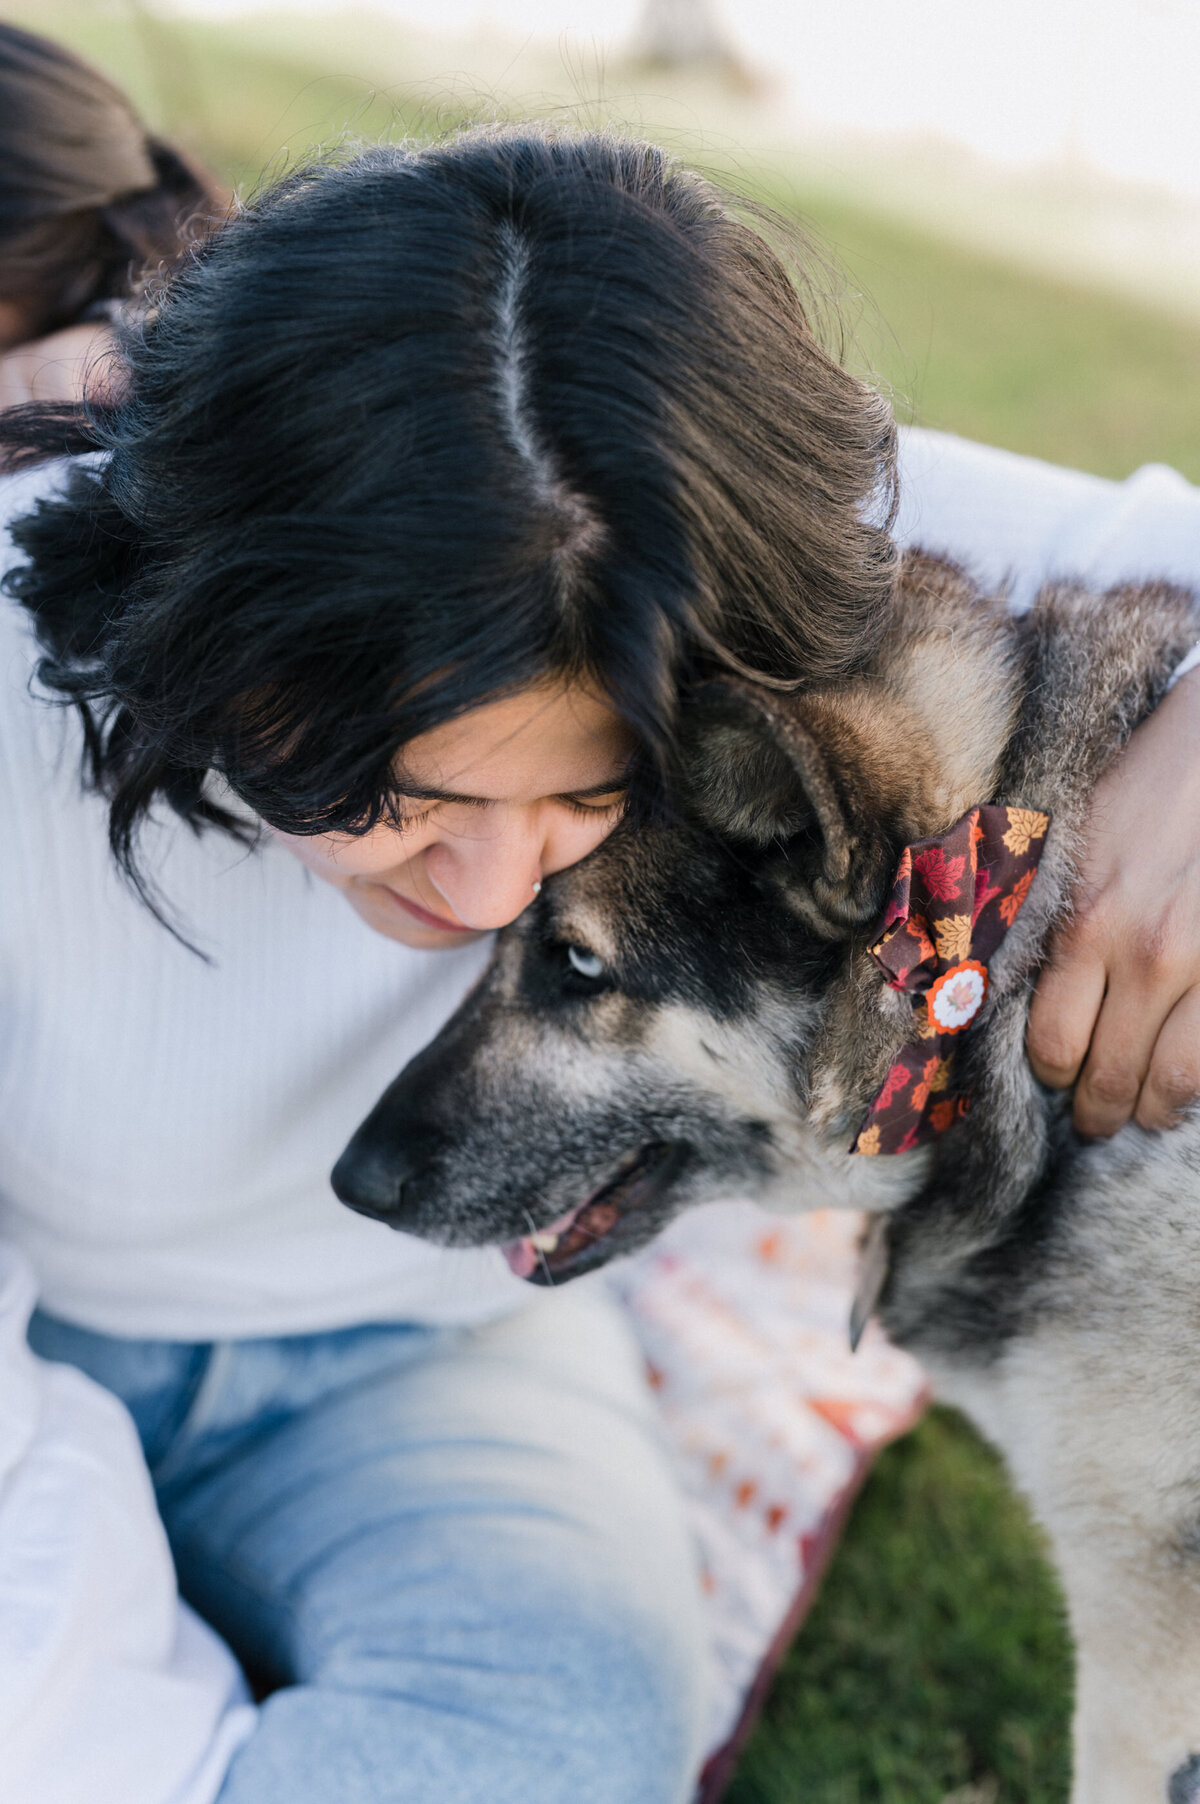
top-left (943, 1321), bottom-right (1200, 1804)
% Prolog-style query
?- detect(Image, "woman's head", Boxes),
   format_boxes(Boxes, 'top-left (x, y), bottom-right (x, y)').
top-left (0, 22), bottom-right (224, 344)
top-left (3, 127), bottom-right (898, 940)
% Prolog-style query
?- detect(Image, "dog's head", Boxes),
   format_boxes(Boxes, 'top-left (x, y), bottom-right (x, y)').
top-left (333, 570), bottom-right (1017, 1279)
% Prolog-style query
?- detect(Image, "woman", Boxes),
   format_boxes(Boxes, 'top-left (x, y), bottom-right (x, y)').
top-left (0, 20), bottom-right (223, 405)
top-left (3, 126), bottom-right (1200, 1803)
top-left (0, 128), bottom-right (900, 1804)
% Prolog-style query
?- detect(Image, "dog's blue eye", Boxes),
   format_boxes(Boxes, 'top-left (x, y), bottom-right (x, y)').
top-left (567, 945), bottom-right (605, 980)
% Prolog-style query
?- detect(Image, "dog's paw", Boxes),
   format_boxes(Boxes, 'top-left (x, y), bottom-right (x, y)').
top-left (1169, 1754), bottom-right (1200, 1804)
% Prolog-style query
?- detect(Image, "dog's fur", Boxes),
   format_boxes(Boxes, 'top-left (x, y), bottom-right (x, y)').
top-left (334, 551), bottom-right (1200, 1803)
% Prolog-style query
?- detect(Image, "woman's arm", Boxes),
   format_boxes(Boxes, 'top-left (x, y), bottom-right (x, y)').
top-left (898, 427), bottom-right (1200, 1135)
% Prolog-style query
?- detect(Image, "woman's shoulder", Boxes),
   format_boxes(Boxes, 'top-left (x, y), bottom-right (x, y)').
top-left (0, 457), bottom-right (79, 535)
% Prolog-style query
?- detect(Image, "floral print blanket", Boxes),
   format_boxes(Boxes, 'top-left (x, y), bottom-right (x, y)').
top-left (611, 1203), bottom-right (929, 1802)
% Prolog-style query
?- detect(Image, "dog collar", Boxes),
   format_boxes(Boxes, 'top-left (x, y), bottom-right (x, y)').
top-left (851, 803), bottom-right (1049, 1156)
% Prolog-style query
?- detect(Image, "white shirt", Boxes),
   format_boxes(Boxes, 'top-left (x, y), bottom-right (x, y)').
top-left (0, 1244), bottom-right (255, 1804)
top-left (897, 426), bottom-right (1200, 609)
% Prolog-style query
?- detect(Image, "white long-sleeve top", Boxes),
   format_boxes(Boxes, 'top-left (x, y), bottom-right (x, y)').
top-left (0, 433), bottom-right (1198, 1342)
top-left (897, 427), bottom-right (1200, 608)
top-left (0, 1244), bottom-right (256, 1804)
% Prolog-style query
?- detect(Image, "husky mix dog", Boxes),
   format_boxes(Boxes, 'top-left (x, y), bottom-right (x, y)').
top-left (334, 552), bottom-right (1200, 1804)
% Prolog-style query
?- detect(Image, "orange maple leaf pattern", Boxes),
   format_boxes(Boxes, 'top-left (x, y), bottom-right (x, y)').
top-left (904, 917), bottom-right (937, 962)
top-left (998, 866), bottom-right (1035, 927)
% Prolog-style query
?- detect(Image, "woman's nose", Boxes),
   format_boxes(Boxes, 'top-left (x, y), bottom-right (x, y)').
top-left (422, 833), bottom-right (542, 931)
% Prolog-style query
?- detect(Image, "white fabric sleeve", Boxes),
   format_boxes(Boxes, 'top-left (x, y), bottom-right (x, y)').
top-left (896, 426), bottom-right (1200, 618)
top-left (0, 1246), bottom-right (256, 1804)
top-left (1166, 639), bottom-right (1200, 690)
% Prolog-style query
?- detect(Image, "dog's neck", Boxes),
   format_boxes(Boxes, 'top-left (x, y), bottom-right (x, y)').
top-left (851, 561), bottom-right (1200, 1351)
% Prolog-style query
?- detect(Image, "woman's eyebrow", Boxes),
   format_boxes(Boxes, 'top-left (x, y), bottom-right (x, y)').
top-left (399, 776), bottom-right (630, 807)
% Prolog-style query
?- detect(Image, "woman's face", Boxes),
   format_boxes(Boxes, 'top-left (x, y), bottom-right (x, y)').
top-left (270, 684), bottom-right (634, 949)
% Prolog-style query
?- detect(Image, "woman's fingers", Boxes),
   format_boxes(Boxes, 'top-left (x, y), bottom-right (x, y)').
top-left (1135, 983), bottom-right (1200, 1130)
top-left (1029, 901), bottom-right (1200, 1136)
top-left (1070, 968), bottom-right (1179, 1138)
top-left (1026, 929), bottom-right (1108, 1091)
top-left (1027, 671), bottom-right (1200, 1135)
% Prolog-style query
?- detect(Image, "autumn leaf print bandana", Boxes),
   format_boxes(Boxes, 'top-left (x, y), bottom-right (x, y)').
top-left (851, 804), bottom-right (1049, 1156)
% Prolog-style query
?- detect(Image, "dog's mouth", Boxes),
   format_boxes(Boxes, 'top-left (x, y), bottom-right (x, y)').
top-left (500, 1142), bottom-right (689, 1284)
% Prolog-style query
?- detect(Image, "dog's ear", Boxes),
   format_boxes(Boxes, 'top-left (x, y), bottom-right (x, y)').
top-left (682, 677), bottom-right (914, 937)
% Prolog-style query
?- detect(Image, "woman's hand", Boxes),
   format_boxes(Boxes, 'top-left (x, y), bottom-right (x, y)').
top-left (0, 320), bottom-right (115, 409)
top-left (1027, 667), bottom-right (1200, 1134)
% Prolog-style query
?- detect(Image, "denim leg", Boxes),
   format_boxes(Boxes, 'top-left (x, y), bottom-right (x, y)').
top-left (38, 1287), bottom-right (709, 1804)
top-left (27, 1307), bottom-right (210, 1467)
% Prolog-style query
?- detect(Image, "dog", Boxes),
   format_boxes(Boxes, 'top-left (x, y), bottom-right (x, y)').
top-left (333, 550), bottom-right (1200, 1804)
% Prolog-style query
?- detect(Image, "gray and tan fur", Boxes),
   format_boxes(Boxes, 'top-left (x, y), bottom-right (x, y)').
top-left (334, 551), bottom-right (1200, 1804)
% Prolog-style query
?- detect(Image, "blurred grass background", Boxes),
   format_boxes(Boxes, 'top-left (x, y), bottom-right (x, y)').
top-left (9, 0), bottom-right (1200, 486)
top-left (10, 5), bottom-right (1197, 1797)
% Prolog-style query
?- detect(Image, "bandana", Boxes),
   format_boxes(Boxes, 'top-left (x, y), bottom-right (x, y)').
top-left (851, 804), bottom-right (1049, 1157)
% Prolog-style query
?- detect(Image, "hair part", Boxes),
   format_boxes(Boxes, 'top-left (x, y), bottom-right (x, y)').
top-left (0, 125), bottom-right (897, 918)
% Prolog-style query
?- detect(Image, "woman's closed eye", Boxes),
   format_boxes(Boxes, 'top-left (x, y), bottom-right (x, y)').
top-left (393, 789), bottom-right (626, 832)
top-left (558, 790), bottom-right (627, 820)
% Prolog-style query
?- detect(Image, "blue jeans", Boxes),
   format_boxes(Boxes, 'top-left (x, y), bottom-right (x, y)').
top-left (28, 1283), bottom-right (709, 1804)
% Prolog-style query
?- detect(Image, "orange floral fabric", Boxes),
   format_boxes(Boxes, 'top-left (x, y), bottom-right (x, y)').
top-left (852, 803), bottom-right (1049, 1156)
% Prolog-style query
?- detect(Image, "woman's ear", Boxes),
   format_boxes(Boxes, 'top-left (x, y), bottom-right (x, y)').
top-left (681, 676), bottom-right (907, 938)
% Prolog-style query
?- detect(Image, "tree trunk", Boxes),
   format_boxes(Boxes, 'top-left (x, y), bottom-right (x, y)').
top-left (633, 0), bottom-right (735, 70)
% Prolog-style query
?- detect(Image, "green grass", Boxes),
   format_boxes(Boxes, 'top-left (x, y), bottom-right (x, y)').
top-left (777, 184), bottom-right (1200, 483)
top-left (11, 11), bottom-right (1199, 1800)
top-left (13, 6), bottom-right (1200, 490)
top-left (728, 1411), bottom-right (1075, 1804)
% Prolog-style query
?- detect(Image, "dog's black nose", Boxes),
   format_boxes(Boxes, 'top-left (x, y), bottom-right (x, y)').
top-left (330, 1142), bottom-right (416, 1222)
top-left (1169, 1754), bottom-right (1200, 1804)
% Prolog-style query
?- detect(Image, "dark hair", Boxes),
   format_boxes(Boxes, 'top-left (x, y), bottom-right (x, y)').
top-left (1, 128), bottom-right (897, 910)
top-left (0, 22), bottom-right (226, 334)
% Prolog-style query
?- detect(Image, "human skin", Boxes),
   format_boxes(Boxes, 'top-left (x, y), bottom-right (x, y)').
top-left (0, 318), bottom-right (115, 406)
top-left (270, 684), bottom-right (633, 951)
top-left (1026, 663), bottom-right (1200, 1135)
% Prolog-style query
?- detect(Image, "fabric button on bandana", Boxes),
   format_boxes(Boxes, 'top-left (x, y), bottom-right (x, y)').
top-left (927, 959), bottom-right (988, 1033)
